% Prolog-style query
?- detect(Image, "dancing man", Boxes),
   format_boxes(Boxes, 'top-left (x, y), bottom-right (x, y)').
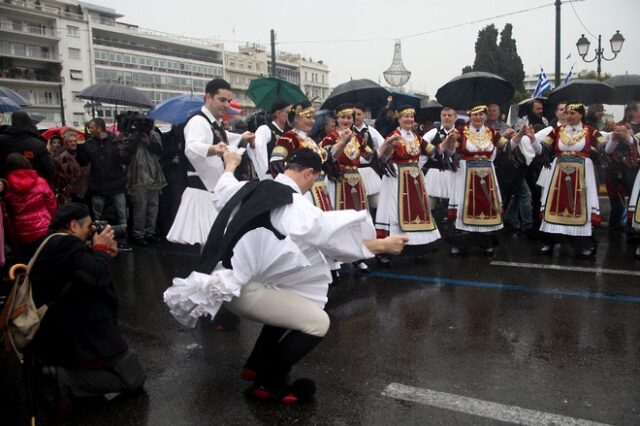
top-left (164, 148), bottom-right (407, 403)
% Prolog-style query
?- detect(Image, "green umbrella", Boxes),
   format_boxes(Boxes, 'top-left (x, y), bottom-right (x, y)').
top-left (247, 77), bottom-right (308, 111)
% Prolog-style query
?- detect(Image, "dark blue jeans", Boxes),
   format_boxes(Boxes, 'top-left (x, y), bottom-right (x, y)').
top-left (504, 180), bottom-right (532, 231)
top-left (91, 193), bottom-right (128, 227)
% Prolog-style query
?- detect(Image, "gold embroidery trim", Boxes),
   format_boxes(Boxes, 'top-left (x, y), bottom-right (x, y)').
top-left (397, 165), bottom-right (436, 232)
top-left (558, 127), bottom-right (587, 146)
top-left (464, 127), bottom-right (494, 151)
top-left (462, 162), bottom-right (502, 226)
top-left (543, 158), bottom-right (587, 226)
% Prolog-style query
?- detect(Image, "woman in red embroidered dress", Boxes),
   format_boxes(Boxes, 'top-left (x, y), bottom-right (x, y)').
top-left (269, 101), bottom-right (334, 211)
top-left (447, 105), bottom-right (516, 256)
top-left (375, 105), bottom-right (443, 264)
top-left (536, 102), bottom-right (623, 257)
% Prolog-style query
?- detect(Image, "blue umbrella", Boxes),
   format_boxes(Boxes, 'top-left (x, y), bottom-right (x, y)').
top-left (0, 96), bottom-right (21, 113)
top-left (310, 109), bottom-right (332, 139)
top-left (0, 86), bottom-right (30, 107)
top-left (147, 94), bottom-right (203, 125)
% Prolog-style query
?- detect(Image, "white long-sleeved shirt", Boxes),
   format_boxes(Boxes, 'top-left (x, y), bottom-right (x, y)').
top-left (183, 106), bottom-right (242, 191)
top-left (212, 172), bottom-right (375, 263)
top-left (248, 121), bottom-right (284, 180)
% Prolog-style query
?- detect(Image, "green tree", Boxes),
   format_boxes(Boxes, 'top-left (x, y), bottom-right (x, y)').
top-left (462, 23), bottom-right (526, 102)
top-left (471, 24), bottom-right (503, 74)
top-left (499, 24), bottom-right (525, 92)
top-left (577, 69), bottom-right (612, 80)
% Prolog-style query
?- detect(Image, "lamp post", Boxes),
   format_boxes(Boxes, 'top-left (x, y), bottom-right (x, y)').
top-left (576, 30), bottom-right (625, 80)
top-left (83, 101), bottom-right (95, 118)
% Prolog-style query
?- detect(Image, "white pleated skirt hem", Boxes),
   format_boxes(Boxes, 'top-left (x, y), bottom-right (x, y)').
top-left (166, 187), bottom-right (218, 245)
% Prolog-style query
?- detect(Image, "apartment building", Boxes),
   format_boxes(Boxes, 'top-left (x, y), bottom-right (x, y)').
top-left (1, 0), bottom-right (331, 127)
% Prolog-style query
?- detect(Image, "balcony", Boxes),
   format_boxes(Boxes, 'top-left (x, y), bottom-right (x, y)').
top-left (0, 46), bottom-right (60, 63)
top-left (0, 19), bottom-right (59, 40)
top-left (0, 0), bottom-right (84, 21)
top-left (0, 61), bottom-right (62, 85)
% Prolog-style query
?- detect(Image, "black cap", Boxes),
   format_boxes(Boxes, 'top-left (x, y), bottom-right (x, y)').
top-left (287, 148), bottom-right (322, 172)
top-left (395, 104), bottom-right (416, 115)
top-left (49, 203), bottom-right (90, 230)
top-left (270, 99), bottom-right (291, 114)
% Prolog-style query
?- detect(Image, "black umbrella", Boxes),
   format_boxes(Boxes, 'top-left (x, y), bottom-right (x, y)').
top-left (416, 100), bottom-right (443, 123)
top-left (435, 72), bottom-right (515, 110)
top-left (547, 79), bottom-right (614, 105)
top-left (77, 83), bottom-right (153, 108)
top-left (605, 74), bottom-right (640, 105)
top-left (321, 79), bottom-right (390, 111)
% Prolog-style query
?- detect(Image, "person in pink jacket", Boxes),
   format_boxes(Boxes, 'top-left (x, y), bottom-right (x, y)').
top-left (1, 153), bottom-right (57, 260)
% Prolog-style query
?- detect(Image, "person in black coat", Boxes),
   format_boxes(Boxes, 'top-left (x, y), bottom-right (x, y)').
top-left (30, 203), bottom-right (145, 398)
top-left (0, 111), bottom-right (54, 184)
top-left (76, 118), bottom-right (130, 249)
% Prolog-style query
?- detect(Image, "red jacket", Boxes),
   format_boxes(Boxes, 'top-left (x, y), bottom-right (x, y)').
top-left (4, 169), bottom-right (57, 244)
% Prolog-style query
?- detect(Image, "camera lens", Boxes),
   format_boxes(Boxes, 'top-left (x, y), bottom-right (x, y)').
top-left (94, 220), bottom-right (108, 233)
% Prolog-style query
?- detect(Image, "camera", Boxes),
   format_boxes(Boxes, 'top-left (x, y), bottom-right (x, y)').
top-left (93, 220), bottom-right (127, 239)
top-left (94, 220), bottom-right (108, 234)
top-left (117, 111), bottom-right (153, 136)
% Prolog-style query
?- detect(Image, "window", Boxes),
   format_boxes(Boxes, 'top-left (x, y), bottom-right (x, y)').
top-left (67, 26), bottom-right (79, 36)
top-left (70, 69), bottom-right (83, 80)
top-left (68, 48), bottom-right (81, 59)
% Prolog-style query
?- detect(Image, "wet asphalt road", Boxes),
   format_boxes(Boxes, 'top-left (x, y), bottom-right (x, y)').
top-left (3, 218), bottom-right (640, 425)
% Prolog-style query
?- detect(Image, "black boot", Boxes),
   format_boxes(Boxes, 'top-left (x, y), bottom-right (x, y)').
top-left (242, 325), bottom-right (287, 381)
top-left (254, 331), bottom-right (323, 403)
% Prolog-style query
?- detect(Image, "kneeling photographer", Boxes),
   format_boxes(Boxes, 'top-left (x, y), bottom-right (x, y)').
top-left (119, 112), bottom-right (166, 246)
top-left (30, 203), bottom-right (145, 401)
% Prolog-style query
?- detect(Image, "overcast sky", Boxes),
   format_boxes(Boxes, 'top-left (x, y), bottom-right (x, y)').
top-left (98, 0), bottom-right (639, 97)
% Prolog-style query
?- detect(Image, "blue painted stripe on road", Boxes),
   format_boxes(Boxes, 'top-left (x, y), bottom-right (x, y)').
top-left (345, 270), bottom-right (640, 303)
top-left (144, 247), bottom-right (640, 303)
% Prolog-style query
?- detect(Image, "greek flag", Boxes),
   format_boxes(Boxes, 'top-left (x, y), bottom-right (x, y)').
top-left (564, 64), bottom-right (575, 85)
top-left (533, 68), bottom-right (551, 98)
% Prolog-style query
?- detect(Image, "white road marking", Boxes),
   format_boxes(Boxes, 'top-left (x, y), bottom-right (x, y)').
top-left (490, 261), bottom-right (640, 277)
top-left (382, 383), bottom-right (612, 426)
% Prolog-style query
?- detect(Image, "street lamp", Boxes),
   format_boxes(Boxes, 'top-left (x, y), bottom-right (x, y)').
top-left (83, 101), bottom-right (101, 118)
top-left (576, 30), bottom-right (625, 80)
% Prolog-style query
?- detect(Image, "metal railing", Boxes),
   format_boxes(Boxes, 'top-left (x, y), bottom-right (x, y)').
top-left (2, 0), bottom-right (84, 21)
top-left (0, 19), bottom-right (57, 37)
top-left (0, 46), bottom-right (58, 61)
top-left (91, 20), bottom-right (223, 50)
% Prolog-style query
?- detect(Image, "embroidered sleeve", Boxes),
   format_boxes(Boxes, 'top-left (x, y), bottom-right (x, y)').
top-left (271, 136), bottom-right (294, 162)
top-left (320, 135), bottom-right (336, 149)
top-left (422, 139), bottom-right (435, 155)
top-left (592, 129), bottom-right (607, 146)
top-left (542, 128), bottom-right (556, 146)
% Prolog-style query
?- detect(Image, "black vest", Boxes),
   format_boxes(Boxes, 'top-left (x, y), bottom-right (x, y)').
top-left (198, 180), bottom-right (295, 274)
top-left (266, 122), bottom-right (285, 159)
top-left (185, 111), bottom-right (227, 190)
top-left (423, 125), bottom-right (447, 170)
top-left (353, 125), bottom-right (375, 150)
